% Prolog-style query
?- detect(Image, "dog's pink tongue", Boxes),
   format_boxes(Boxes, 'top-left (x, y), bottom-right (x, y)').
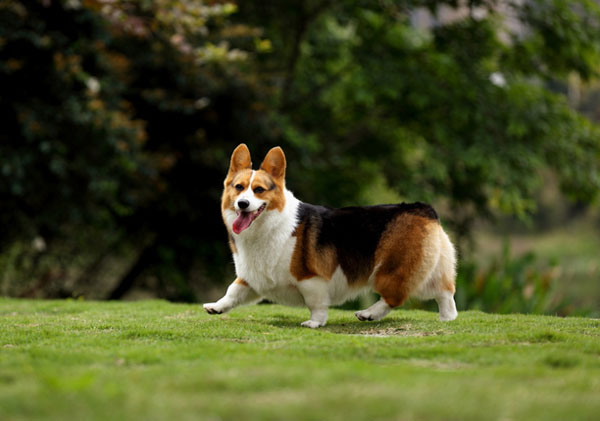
top-left (232, 212), bottom-right (253, 234)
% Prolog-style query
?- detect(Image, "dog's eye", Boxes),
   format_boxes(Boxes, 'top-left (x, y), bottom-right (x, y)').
top-left (254, 187), bottom-right (265, 194)
top-left (235, 184), bottom-right (244, 191)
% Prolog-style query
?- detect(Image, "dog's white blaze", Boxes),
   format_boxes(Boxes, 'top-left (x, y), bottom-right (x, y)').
top-left (235, 170), bottom-right (265, 213)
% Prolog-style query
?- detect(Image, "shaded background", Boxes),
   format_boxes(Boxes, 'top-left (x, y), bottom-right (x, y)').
top-left (1, 0), bottom-right (599, 315)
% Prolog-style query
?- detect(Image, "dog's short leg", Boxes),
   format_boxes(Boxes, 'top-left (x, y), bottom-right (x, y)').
top-left (297, 278), bottom-right (329, 328)
top-left (355, 299), bottom-right (392, 322)
top-left (435, 290), bottom-right (458, 321)
top-left (203, 278), bottom-right (260, 315)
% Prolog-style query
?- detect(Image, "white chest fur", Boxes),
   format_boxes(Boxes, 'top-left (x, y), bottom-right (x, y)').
top-left (226, 191), bottom-right (305, 306)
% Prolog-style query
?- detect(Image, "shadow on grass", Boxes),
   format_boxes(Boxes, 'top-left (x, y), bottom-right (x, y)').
top-left (265, 313), bottom-right (436, 337)
top-left (322, 318), bottom-right (442, 336)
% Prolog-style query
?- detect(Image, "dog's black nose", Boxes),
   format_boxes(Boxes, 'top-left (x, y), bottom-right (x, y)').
top-left (237, 199), bottom-right (250, 210)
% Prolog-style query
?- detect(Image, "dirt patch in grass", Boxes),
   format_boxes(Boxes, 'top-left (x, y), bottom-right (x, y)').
top-left (353, 325), bottom-right (448, 337)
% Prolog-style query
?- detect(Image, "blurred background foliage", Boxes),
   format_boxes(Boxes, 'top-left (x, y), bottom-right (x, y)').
top-left (0, 0), bottom-right (599, 315)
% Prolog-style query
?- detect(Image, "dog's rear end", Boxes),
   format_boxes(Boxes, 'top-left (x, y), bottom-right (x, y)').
top-left (354, 210), bottom-right (457, 322)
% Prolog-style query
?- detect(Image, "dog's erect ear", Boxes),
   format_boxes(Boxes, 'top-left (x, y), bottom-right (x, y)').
top-left (228, 144), bottom-right (252, 175)
top-left (260, 146), bottom-right (286, 180)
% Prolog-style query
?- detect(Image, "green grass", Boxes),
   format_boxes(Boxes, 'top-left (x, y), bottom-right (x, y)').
top-left (1, 299), bottom-right (599, 421)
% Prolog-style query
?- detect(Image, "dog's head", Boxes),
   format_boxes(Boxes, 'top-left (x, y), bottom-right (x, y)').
top-left (222, 144), bottom-right (287, 235)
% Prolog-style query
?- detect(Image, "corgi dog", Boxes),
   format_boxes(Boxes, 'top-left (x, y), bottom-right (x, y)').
top-left (203, 144), bottom-right (458, 328)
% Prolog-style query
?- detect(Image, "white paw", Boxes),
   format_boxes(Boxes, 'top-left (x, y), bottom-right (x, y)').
top-left (203, 302), bottom-right (229, 315)
top-left (355, 310), bottom-right (381, 321)
top-left (301, 320), bottom-right (325, 329)
top-left (439, 310), bottom-right (458, 322)
top-left (355, 300), bottom-right (391, 322)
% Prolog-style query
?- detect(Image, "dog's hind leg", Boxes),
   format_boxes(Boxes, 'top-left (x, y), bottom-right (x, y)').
top-left (436, 289), bottom-right (457, 321)
top-left (203, 278), bottom-right (261, 314)
top-left (357, 215), bottom-right (442, 322)
top-left (356, 268), bottom-right (414, 322)
top-left (414, 229), bottom-right (457, 321)
top-left (355, 299), bottom-right (392, 321)
top-left (433, 230), bottom-right (457, 321)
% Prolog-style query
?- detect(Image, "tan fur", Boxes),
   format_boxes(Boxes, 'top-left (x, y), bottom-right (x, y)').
top-left (437, 230), bottom-right (457, 294)
top-left (228, 234), bottom-right (237, 254)
top-left (442, 275), bottom-right (456, 294)
top-left (226, 144), bottom-right (252, 183)
top-left (260, 147), bottom-right (286, 180)
top-left (290, 221), bottom-right (337, 281)
top-left (373, 215), bottom-right (442, 307)
top-left (253, 170), bottom-right (286, 212)
top-left (234, 278), bottom-right (249, 287)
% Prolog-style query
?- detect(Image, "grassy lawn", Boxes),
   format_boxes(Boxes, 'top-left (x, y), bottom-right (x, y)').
top-left (1, 299), bottom-right (599, 420)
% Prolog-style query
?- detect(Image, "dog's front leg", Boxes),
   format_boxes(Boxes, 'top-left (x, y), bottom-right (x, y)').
top-left (297, 278), bottom-right (330, 328)
top-left (203, 278), bottom-right (260, 314)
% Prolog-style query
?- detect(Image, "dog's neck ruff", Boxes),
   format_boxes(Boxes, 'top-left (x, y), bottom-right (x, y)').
top-left (231, 189), bottom-right (300, 285)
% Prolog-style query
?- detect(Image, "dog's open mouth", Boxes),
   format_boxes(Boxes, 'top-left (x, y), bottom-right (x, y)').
top-left (232, 204), bottom-right (266, 234)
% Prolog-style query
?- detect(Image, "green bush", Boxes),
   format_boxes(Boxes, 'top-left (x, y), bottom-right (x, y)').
top-left (453, 242), bottom-right (577, 316)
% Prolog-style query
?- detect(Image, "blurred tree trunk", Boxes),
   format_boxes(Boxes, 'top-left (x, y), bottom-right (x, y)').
top-left (107, 240), bottom-right (157, 300)
top-left (279, 0), bottom-right (333, 110)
